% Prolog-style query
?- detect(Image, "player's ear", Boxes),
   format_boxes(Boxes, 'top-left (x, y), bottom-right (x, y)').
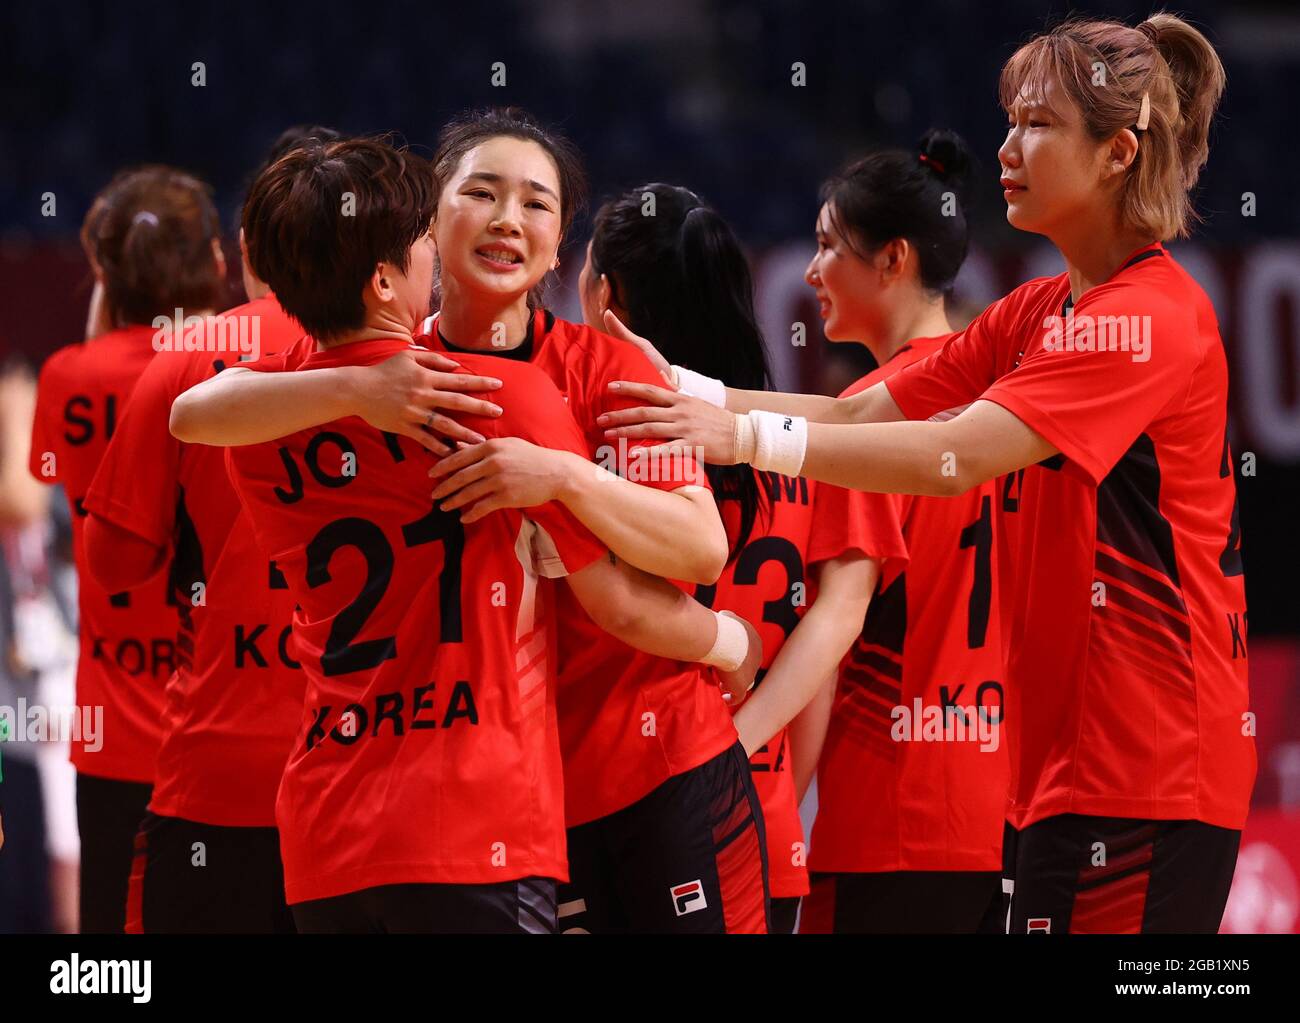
top-left (877, 237), bottom-right (909, 283)
top-left (211, 237), bottom-right (227, 281)
top-left (1106, 129), bottom-right (1140, 180)
top-left (371, 262), bottom-right (394, 302)
top-left (596, 273), bottom-right (613, 318)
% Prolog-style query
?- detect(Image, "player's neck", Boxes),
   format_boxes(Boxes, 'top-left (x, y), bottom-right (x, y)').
top-left (864, 296), bottom-right (951, 365)
top-left (1056, 215), bottom-right (1156, 301)
top-left (319, 308), bottom-right (416, 349)
top-left (435, 285), bottom-right (531, 351)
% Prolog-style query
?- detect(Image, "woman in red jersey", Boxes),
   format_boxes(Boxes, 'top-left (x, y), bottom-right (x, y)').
top-left (787, 132), bottom-right (1010, 933)
top-left (172, 111), bottom-right (769, 932)
top-left (566, 182), bottom-right (903, 933)
top-left (29, 166), bottom-right (226, 932)
top-left (602, 13), bottom-right (1253, 934)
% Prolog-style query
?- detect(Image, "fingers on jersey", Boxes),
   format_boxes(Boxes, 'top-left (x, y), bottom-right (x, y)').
top-left (407, 348), bottom-right (463, 373)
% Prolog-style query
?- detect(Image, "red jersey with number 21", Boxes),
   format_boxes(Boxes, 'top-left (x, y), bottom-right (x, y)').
top-left (418, 310), bottom-right (737, 827)
top-left (228, 335), bottom-right (607, 903)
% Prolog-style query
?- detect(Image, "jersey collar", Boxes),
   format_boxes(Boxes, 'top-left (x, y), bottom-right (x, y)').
top-left (300, 337), bottom-right (421, 370)
top-left (427, 307), bottom-right (552, 362)
top-left (1061, 242), bottom-right (1165, 316)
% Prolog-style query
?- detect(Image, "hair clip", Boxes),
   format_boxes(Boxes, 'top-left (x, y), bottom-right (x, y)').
top-left (132, 210), bottom-right (160, 227)
top-left (918, 152), bottom-right (946, 175)
top-left (1135, 92), bottom-right (1151, 132)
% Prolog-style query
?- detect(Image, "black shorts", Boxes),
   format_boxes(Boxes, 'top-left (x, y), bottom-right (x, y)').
top-left (125, 811), bottom-right (294, 934)
top-left (559, 741), bottom-right (770, 934)
top-left (801, 870), bottom-right (1001, 934)
top-left (1001, 814), bottom-right (1242, 934)
top-left (76, 773), bottom-right (152, 934)
top-left (292, 878), bottom-right (558, 934)
top-left (770, 896), bottom-right (800, 935)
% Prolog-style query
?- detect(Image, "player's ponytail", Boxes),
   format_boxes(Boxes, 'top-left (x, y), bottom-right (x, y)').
top-left (999, 12), bottom-right (1225, 240)
top-left (1140, 13), bottom-right (1225, 191)
top-left (820, 128), bottom-right (975, 298)
top-left (590, 183), bottom-right (772, 561)
top-left (81, 166), bottom-right (224, 328)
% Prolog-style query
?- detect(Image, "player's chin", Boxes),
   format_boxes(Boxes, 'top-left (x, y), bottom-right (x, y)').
top-left (1004, 202), bottom-right (1038, 232)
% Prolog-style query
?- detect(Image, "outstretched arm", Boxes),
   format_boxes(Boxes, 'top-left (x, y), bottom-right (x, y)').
top-left (798, 399), bottom-right (1056, 496)
top-left (600, 309), bottom-right (902, 425)
top-left (601, 388), bottom-right (1056, 498)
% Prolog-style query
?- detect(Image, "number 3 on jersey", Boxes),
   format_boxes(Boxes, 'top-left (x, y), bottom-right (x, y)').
top-left (696, 536), bottom-right (805, 687)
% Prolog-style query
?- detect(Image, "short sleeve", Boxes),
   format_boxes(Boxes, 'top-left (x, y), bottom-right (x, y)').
top-left (807, 481), bottom-right (909, 570)
top-left (475, 359), bottom-right (608, 577)
top-left (885, 288), bottom-right (1029, 422)
top-left (84, 354), bottom-right (189, 546)
top-left (594, 338), bottom-right (710, 495)
top-left (29, 354), bottom-right (64, 483)
top-left (980, 284), bottom-right (1195, 486)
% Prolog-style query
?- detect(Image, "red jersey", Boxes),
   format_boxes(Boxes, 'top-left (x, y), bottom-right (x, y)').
top-left (228, 335), bottom-right (607, 903)
top-left (884, 245), bottom-right (1255, 830)
top-left (701, 470), bottom-right (905, 895)
top-left (29, 325), bottom-right (176, 782)
top-left (84, 295), bottom-right (306, 826)
top-left (418, 310), bottom-right (736, 826)
top-left (812, 336), bottom-right (1009, 874)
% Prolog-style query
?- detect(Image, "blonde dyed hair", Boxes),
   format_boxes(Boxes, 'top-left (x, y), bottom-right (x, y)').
top-left (1000, 12), bottom-right (1226, 240)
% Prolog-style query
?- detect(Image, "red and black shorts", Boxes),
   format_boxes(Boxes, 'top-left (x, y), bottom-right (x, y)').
top-left (125, 811), bottom-right (295, 934)
top-left (559, 742), bottom-right (770, 933)
top-left (1001, 814), bottom-right (1242, 934)
top-left (292, 877), bottom-right (558, 934)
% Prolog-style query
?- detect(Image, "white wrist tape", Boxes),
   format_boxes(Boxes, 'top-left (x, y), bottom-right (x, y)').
top-left (701, 610), bottom-right (749, 673)
top-left (673, 365), bottom-right (727, 407)
top-left (733, 410), bottom-right (807, 476)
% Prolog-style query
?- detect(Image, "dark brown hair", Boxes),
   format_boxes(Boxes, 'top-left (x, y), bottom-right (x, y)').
top-left (242, 137), bottom-right (436, 341)
top-left (80, 165), bottom-right (223, 326)
top-left (1000, 12), bottom-right (1226, 239)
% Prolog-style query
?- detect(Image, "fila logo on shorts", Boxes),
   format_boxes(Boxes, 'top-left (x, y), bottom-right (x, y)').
top-left (1027, 917), bottom-right (1052, 933)
top-left (670, 880), bottom-right (708, 916)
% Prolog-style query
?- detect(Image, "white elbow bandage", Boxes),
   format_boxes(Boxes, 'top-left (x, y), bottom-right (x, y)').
top-left (733, 410), bottom-right (807, 477)
top-left (701, 610), bottom-right (749, 673)
top-left (673, 365), bottom-right (727, 408)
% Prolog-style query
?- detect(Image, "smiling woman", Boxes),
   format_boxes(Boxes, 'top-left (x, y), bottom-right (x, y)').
top-left (430, 107), bottom-right (587, 344)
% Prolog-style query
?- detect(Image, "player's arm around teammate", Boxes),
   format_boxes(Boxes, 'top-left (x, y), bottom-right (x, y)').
top-left (170, 149), bottom-right (729, 585)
